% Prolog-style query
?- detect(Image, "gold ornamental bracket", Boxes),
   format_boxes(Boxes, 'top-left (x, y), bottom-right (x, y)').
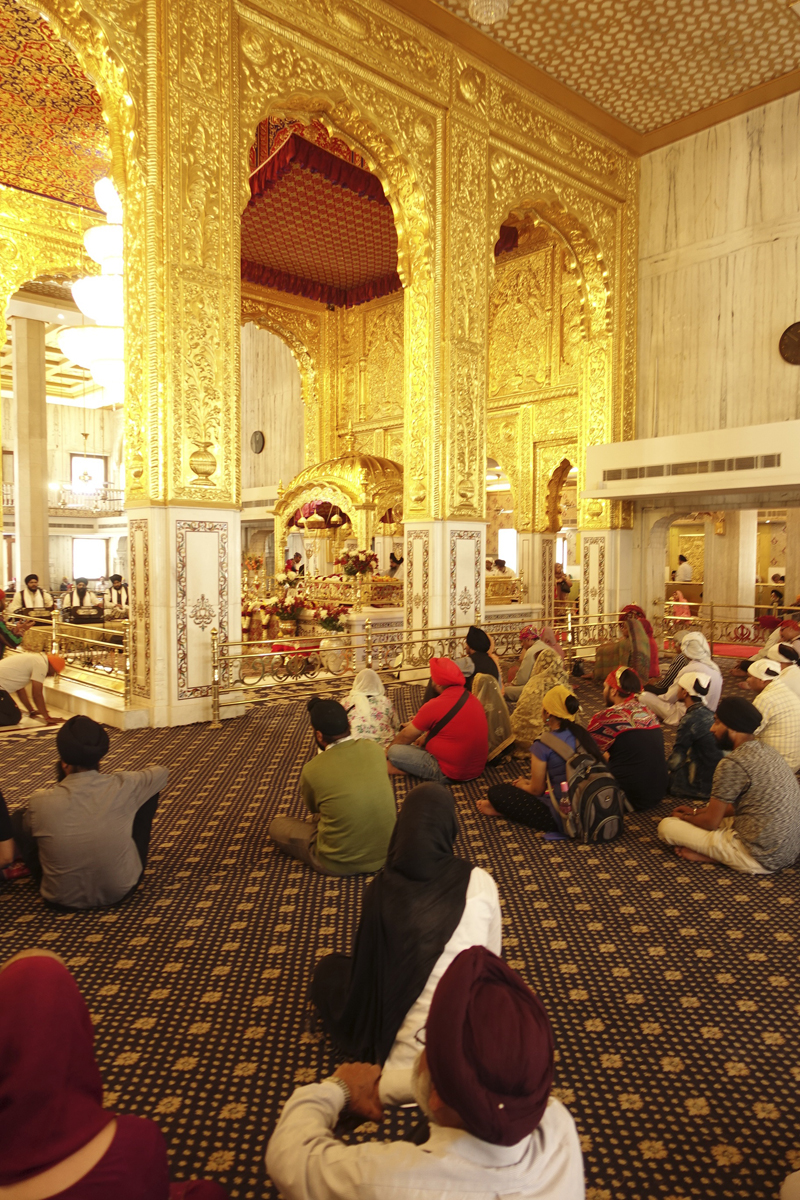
top-left (273, 451), bottom-right (403, 546)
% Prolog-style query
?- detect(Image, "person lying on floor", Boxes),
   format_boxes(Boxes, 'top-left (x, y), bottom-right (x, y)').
top-left (386, 658), bottom-right (487, 785)
top-left (666, 670), bottom-right (724, 800)
top-left (745, 659), bottom-right (800, 771)
top-left (639, 631), bottom-right (722, 725)
top-left (658, 696), bottom-right (800, 873)
top-left (269, 697), bottom-right (396, 875)
top-left (586, 668), bottom-right (668, 811)
top-left (766, 642), bottom-right (800, 699)
top-left (310, 783), bottom-right (501, 1105)
top-left (478, 684), bottom-right (603, 830)
top-left (0, 949), bottom-right (228, 1200)
top-left (267, 945), bottom-right (584, 1200)
top-left (732, 617), bottom-right (800, 675)
top-left (8, 716), bottom-right (167, 909)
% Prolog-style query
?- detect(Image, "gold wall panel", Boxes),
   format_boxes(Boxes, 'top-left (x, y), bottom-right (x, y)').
top-left (9, 0), bottom-right (637, 532)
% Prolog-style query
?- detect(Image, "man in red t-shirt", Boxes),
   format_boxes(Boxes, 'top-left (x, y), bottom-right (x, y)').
top-left (387, 657), bottom-right (488, 783)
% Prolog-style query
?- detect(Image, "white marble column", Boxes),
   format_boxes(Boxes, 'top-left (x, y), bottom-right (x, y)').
top-left (374, 534), bottom-right (394, 574)
top-left (580, 529), bottom-right (634, 616)
top-left (785, 509), bottom-right (800, 609)
top-left (703, 510), bottom-right (757, 610)
top-left (405, 521), bottom-right (485, 634)
top-left (128, 506), bottom-right (242, 726)
top-left (10, 317), bottom-right (49, 585)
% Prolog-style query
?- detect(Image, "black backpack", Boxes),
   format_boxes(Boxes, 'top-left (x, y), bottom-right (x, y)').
top-left (539, 732), bottom-right (626, 844)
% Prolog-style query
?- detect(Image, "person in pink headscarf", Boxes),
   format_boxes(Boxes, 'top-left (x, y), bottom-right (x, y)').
top-left (505, 626), bottom-right (546, 703)
top-left (539, 626), bottom-right (564, 660)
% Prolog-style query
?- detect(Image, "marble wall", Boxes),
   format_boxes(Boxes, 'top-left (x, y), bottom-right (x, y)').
top-left (638, 93), bottom-right (800, 437)
top-left (2, 396), bottom-right (122, 486)
top-left (240, 322), bottom-right (304, 491)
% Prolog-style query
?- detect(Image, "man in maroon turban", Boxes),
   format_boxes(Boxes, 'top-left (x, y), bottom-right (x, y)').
top-left (267, 946), bottom-right (584, 1198)
top-left (386, 657), bottom-right (488, 783)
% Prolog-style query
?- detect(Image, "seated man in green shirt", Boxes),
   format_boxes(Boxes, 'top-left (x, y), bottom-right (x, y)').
top-left (269, 697), bottom-right (397, 875)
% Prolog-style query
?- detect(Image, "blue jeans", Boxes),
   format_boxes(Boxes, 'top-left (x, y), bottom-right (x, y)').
top-left (387, 744), bottom-right (449, 785)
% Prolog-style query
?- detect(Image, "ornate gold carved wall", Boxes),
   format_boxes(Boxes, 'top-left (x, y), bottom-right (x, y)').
top-left (6, 0), bottom-right (637, 529)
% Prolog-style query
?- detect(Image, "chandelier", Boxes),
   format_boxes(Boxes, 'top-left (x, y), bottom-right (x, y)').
top-left (468, 0), bottom-right (509, 25)
top-left (58, 177), bottom-right (125, 396)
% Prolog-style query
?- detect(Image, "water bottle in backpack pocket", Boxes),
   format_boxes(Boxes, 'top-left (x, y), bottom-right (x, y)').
top-left (539, 732), bottom-right (625, 843)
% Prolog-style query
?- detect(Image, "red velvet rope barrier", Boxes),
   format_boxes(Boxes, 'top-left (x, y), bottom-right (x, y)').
top-left (240, 259), bottom-right (402, 309)
top-left (248, 134), bottom-right (390, 207)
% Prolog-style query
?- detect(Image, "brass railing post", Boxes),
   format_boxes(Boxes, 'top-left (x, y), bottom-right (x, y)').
top-left (210, 628), bottom-right (221, 728)
top-left (365, 616), bottom-right (373, 668)
top-left (51, 609), bottom-right (59, 656)
top-left (123, 619), bottom-right (133, 708)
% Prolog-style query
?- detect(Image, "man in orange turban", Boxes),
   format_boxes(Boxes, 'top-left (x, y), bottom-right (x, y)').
top-left (387, 658), bottom-right (488, 783)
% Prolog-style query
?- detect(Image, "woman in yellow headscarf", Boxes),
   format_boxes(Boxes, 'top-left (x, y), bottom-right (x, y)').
top-left (477, 684), bottom-right (604, 830)
top-left (508, 644), bottom-right (568, 754)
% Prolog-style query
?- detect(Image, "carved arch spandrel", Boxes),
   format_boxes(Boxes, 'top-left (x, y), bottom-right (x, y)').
top-left (235, 15), bottom-right (438, 520)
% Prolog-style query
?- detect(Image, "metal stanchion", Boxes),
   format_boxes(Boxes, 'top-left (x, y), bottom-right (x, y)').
top-left (123, 619), bottom-right (133, 708)
top-left (210, 628), bottom-right (221, 728)
top-left (365, 616), bottom-right (373, 668)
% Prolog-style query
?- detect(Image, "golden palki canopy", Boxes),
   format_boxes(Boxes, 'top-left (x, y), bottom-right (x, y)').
top-left (273, 451), bottom-right (403, 548)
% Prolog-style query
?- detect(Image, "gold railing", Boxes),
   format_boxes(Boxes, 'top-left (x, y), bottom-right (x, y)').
top-left (19, 611), bottom-right (132, 704)
top-left (485, 574), bottom-right (526, 605)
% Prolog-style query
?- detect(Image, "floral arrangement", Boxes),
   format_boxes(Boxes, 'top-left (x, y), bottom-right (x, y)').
top-left (242, 552), bottom-right (264, 572)
top-left (275, 592), bottom-right (311, 622)
top-left (241, 596), bottom-right (277, 631)
top-left (335, 549), bottom-right (379, 577)
top-left (316, 603), bottom-right (347, 633)
top-left (284, 560), bottom-right (301, 585)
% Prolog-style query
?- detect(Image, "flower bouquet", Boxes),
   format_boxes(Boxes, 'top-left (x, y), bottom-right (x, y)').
top-left (284, 561), bottom-right (301, 586)
top-left (335, 549), bottom-right (379, 577)
top-left (316, 603), bottom-right (347, 633)
top-left (275, 592), bottom-right (310, 623)
top-left (243, 552), bottom-right (264, 573)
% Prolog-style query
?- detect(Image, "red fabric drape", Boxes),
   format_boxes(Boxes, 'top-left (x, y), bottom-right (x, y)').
top-left (249, 134), bottom-right (389, 208)
top-left (241, 259), bottom-right (402, 309)
top-left (494, 224), bottom-right (519, 256)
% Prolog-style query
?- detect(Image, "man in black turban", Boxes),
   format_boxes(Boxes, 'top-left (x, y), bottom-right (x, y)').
top-left (9, 716), bottom-right (168, 909)
top-left (266, 946), bottom-right (584, 1198)
top-left (658, 696), bottom-right (800, 874)
top-left (455, 626), bottom-right (500, 694)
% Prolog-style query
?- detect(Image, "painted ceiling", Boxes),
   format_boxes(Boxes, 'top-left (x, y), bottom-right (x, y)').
top-left (0, 0), bottom-right (110, 209)
top-left (433, 0), bottom-right (800, 134)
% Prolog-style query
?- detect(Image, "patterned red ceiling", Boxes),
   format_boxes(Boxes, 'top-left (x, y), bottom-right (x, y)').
top-left (241, 126), bottom-right (401, 309)
top-left (0, 0), bottom-right (110, 209)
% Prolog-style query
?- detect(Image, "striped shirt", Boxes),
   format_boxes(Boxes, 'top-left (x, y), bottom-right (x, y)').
top-left (645, 653), bottom-right (689, 696)
top-left (753, 679), bottom-right (800, 771)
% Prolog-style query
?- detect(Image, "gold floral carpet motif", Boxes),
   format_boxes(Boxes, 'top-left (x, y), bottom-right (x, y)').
top-left (1, 665), bottom-right (798, 1199)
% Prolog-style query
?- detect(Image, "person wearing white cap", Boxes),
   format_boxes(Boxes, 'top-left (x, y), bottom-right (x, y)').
top-left (666, 670), bottom-right (724, 800)
top-left (746, 659), bottom-right (800, 771)
top-left (766, 643), bottom-right (800, 701)
top-left (639, 630), bottom-right (722, 725)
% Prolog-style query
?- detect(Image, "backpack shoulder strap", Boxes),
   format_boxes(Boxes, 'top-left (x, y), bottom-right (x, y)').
top-left (539, 730), bottom-right (572, 761)
top-left (425, 687), bottom-right (469, 743)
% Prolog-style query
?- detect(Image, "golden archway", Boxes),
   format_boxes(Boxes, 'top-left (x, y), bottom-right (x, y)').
top-left (274, 451), bottom-right (403, 551)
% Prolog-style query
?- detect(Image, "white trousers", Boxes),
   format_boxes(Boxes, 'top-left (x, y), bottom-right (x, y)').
top-left (781, 1171), bottom-right (800, 1200)
top-left (639, 690), bottom-right (683, 726)
top-left (657, 816), bottom-right (769, 874)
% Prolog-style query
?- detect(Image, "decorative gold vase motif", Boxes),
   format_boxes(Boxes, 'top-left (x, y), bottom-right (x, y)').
top-left (189, 441), bottom-right (217, 487)
top-left (278, 619), bottom-right (297, 637)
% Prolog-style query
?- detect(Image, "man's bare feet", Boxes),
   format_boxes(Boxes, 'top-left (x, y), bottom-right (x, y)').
top-left (675, 846), bottom-right (715, 864)
top-left (476, 798), bottom-right (501, 817)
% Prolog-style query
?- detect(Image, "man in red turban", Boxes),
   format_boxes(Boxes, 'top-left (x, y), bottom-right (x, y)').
top-left (267, 945), bottom-right (584, 1198)
top-left (386, 658), bottom-right (488, 783)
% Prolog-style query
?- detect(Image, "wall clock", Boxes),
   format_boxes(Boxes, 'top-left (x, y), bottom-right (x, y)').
top-left (779, 323), bottom-right (800, 364)
top-left (250, 430), bottom-right (265, 454)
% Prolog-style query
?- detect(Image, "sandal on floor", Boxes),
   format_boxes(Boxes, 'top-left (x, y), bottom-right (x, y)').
top-left (1, 861), bottom-right (31, 882)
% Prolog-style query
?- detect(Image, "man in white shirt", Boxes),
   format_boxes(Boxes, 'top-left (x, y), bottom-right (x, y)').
top-left (103, 574), bottom-right (130, 617)
top-left (8, 573), bottom-right (54, 614)
top-left (0, 651), bottom-right (65, 726)
top-left (675, 555), bottom-right (693, 582)
top-left (62, 577), bottom-right (102, 623)
top-left (267, 945), bottom-right (584, 1200)
top-left (766, 643), bottom-right (800, 700)
top-left (733, 618), bottom-right (800, 676)
top-left (747, 659), bottom-right (800, 771)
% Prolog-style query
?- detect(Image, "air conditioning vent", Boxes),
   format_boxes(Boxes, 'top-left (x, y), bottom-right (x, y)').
top-left (603, 453), bottom-right (780, 483)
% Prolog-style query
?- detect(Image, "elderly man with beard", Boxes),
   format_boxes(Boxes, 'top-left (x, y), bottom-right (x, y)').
top-left (658, 697), bottom-right (800, 873)
top-left (266, 945), bottom-right (584, 1200)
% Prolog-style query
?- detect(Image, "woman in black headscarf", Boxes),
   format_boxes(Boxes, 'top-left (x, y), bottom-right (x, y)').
top-left (310, 784), bottom-right (501, 1103)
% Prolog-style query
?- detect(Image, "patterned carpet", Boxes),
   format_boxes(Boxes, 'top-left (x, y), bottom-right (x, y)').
top-left (2, 662), bottom-right (799, 1200)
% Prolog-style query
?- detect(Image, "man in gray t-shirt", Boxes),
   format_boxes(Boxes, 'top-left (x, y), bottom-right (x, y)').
top-left (9, 715), bottom-right (168, 908)
top-left (658, 696), bottom-right (800, 874)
